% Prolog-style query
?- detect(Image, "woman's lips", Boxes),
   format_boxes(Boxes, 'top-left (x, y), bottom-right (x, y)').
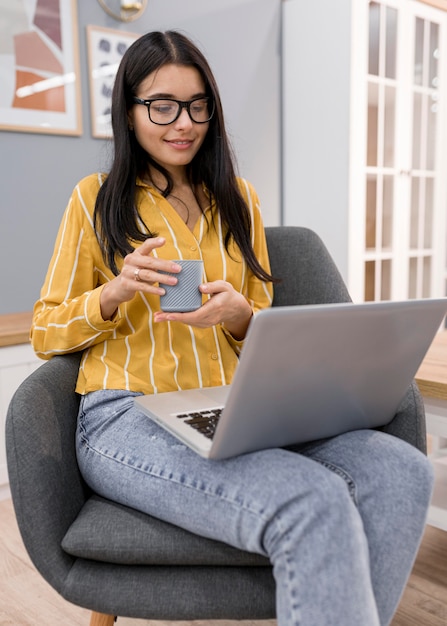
top-left (165, 139), bottom-right (194, 150)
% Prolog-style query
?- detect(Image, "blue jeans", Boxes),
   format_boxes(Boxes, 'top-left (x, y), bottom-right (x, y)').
top-left (76, 389), bottom-right (434, 626)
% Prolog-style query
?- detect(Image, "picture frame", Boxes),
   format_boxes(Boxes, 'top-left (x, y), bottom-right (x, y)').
top-left (0, 0), bottom-right (82, 136)
top-left (87, 25), bottom-right (140, 139)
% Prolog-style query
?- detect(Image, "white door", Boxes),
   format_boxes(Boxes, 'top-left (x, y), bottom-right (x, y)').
top-left (349, 0), bottom-right (447, 302)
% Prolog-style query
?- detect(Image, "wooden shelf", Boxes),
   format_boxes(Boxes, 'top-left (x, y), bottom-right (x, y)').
top-left (0, 312), bottom-right (33, 348)
top-left (416, 330), bottom-right (447, 401)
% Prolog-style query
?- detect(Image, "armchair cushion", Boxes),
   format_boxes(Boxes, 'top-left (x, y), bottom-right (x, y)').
top-left (62, 494), bottom-right (270, 566)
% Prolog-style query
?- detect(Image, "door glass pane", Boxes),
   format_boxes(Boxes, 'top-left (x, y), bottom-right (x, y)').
top-left (408, 258), bottom-right (418, 298)
top-left (369, 2), bottom-right (380, 76)
top-left (410, 177), bottom-right (420, 249)
top-left (384, 86), bottom-right (395, 166)
top-left (367, 82), bottom-right (379, 167)
top-left (414, 17), bottom-right (424, 85)
top-left (423, 256), bottom-right (431, 297)
top-left (365, 261), bottom-right (376, 301)
top-left (424, 178), bottom-right (434, 248)
top-left (429, 22), bottom-right (439, 87)
top-left (381, 260), bottom-right (392, 300)
top-left (385, 7), bottom-right (398, 79)
top-left (412, 92), bottom-right (422, 170)
top-left (427, 96), bottom-right (437, 170)
top-left (366, 176), bottom-right (377, 249)
top-left (382, 176), bottom-right (393, 249)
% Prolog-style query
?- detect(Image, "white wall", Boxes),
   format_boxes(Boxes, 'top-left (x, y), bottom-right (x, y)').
top-left (0, 344), bottom-right (40, 494)
top-left (282, 0), bottom-right (352, 280)
top-left (0, 0), bottom-right (281, 314)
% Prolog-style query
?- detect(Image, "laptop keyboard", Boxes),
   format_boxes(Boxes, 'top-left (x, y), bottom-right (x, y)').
top-left (175, 408), bottom-right (223, 439)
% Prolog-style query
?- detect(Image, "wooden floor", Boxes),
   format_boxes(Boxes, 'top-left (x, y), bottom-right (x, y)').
top-left (1, 497), bottom-right (446, 626)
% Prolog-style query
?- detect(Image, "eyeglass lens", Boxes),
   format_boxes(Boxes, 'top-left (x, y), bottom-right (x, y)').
top-left (149, 98), bottom-right (213, 124)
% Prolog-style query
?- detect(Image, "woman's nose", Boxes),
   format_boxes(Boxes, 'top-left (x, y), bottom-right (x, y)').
top-left (174, 106), bottom-right (193, 128)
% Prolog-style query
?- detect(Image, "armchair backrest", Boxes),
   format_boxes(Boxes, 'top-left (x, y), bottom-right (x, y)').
top-left (265, 226), bottom-right (351, 306)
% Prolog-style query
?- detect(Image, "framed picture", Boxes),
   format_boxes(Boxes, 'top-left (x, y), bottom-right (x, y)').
top-left (87, 25), bottom-right (140, 139)
top-left (0, 0), bottom-right (82, 136)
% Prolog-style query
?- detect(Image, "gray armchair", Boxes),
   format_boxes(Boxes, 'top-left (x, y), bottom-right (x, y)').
top-left (6, 226), bottom-right (427, 626)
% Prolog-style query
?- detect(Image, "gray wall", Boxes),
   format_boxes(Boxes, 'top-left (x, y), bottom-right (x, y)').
top-left (0, 0), bottom-right (281, 314)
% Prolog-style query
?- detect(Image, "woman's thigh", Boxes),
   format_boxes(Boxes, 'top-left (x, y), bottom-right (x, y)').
top-left (76, 389), bottom-right (365, 555)
top-left (77, 391), bottom-right (432, 553)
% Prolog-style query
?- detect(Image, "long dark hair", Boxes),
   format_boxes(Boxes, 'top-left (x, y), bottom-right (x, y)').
top-left (94, 30), bottom-right (273, 282)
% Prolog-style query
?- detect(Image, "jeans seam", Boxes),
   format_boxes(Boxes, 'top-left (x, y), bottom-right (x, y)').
top-left (311, 456), bottom-right (358, 505)
top-left (272, 512), bottom-right (302, 626)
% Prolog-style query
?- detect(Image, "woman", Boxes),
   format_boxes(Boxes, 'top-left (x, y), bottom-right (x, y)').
top-left (31, 30), bottom-right (433, 626)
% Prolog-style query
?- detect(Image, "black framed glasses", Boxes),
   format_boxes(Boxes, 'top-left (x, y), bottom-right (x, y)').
top-left (132, 96), bottom-right (215, 125)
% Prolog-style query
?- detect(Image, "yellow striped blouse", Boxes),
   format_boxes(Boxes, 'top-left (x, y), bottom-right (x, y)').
top-left (31, 173), bottom-right (273, 395)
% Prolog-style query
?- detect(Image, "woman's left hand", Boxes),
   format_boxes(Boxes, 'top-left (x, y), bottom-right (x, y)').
top-left (153, 280), bottom-right (253, 340)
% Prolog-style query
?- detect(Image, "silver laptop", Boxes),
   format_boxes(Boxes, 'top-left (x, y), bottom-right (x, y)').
top-left (135, 298), bottom-right (447, 460)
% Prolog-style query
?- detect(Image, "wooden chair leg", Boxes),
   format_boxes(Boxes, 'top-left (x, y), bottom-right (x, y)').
top-left (89, 611), bottom-right (116, 626)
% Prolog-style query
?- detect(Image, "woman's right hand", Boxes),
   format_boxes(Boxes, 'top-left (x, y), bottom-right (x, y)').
top-left (100, 237), bottom-right (181, 320)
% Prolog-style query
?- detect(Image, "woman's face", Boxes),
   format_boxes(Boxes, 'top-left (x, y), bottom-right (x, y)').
top-left (129, 63), bottom-right (210, 177)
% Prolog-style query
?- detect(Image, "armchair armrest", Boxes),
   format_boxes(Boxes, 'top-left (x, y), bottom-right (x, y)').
top-left (6, 353), bottom-right (86, 592)
top-left (381, 380), bottom-right (427, 453)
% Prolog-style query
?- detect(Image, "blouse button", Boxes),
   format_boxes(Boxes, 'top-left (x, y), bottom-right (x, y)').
top-left (190, 245), bottom-right (197, 251)
top-left (211, 353), bottom-right (218, 360)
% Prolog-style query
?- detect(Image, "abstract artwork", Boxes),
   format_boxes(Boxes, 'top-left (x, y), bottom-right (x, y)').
top-left (0, 0), bottom-right (82, 135)
top-left (87, 25), bottom-right (139, 138)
